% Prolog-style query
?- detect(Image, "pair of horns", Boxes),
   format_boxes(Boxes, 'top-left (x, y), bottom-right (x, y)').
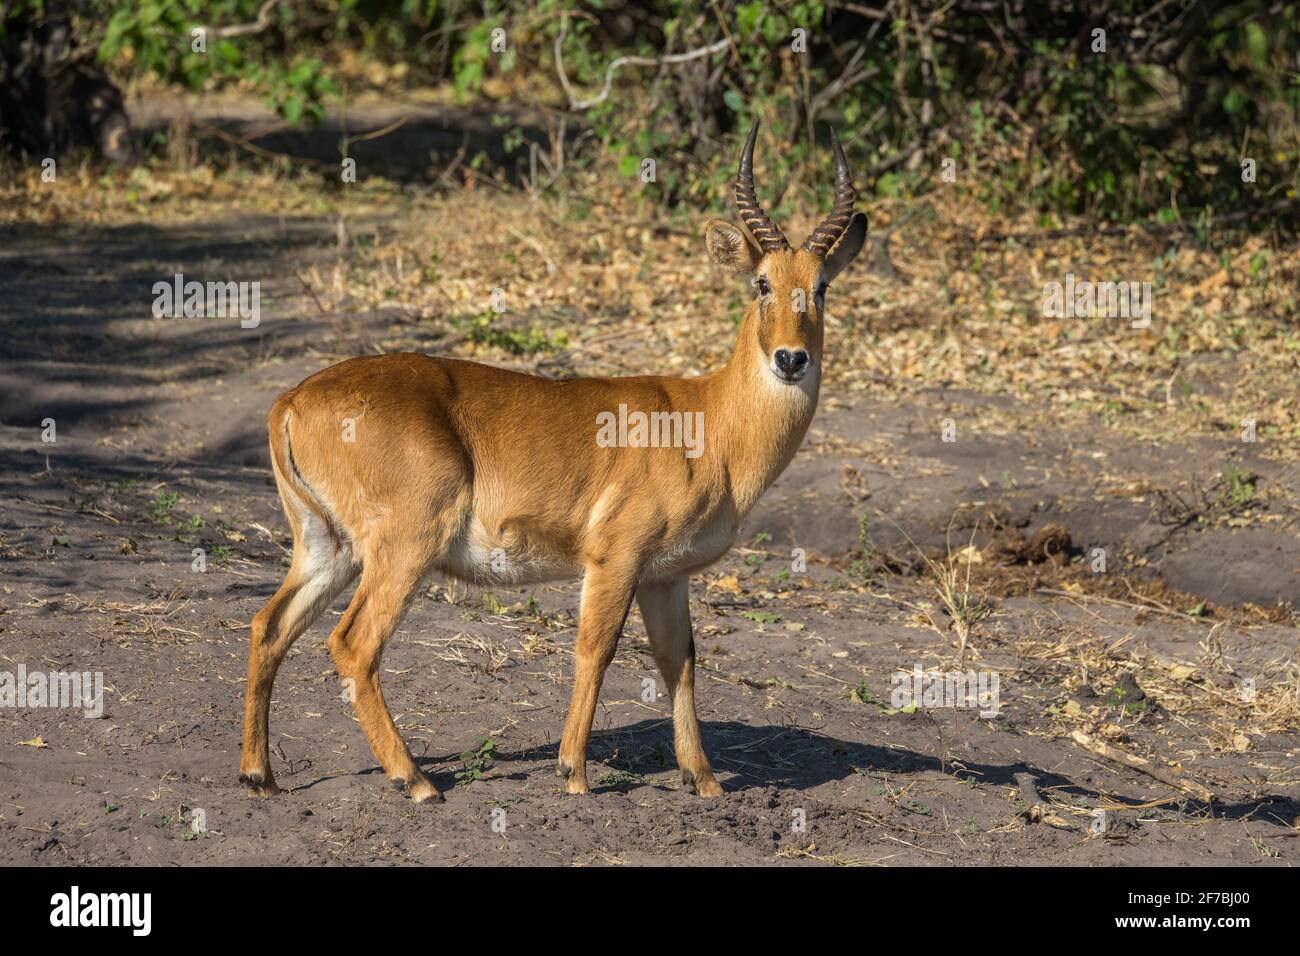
top-left (734, 120), bottom-right (857, 256)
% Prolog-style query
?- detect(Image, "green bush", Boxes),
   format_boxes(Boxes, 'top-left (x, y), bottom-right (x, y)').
top-left (5, 0), bottom-right (1297, 224)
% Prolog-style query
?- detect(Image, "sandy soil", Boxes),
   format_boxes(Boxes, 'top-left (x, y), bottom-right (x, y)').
top-left (1, 209), bottom-right (1297, 867)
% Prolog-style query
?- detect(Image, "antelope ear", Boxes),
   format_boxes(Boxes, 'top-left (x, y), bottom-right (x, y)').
top-left (704, 219), bottom-right (762, 274)
top-left (823, 212), bottom-right (868, 283)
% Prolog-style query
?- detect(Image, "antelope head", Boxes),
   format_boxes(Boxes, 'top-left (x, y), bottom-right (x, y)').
top-left (705, 121), bottom-right (868, 387)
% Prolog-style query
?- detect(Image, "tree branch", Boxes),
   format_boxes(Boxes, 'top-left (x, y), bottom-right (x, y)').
top-left (209, 0), bottom-right (287, 40)
top-left (555, 12), bottom-right (730, 111)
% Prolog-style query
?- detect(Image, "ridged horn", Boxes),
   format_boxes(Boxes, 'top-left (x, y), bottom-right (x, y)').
top-left (802, 126), bottom-right (857, 256)
top-left (734, 121), bottom-right (789, 253)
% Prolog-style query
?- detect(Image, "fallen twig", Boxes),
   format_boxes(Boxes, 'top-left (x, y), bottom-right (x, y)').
top-left (1013, 772), bottom-right (1078, 829)
top-left (1071, 730), bottom-right (1214, 803)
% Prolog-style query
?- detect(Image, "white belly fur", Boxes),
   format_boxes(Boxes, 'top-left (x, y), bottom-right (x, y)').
top-left (438, 511), bottom-right (738, 586)
top-left (439, 514), bottom-right (577, 586)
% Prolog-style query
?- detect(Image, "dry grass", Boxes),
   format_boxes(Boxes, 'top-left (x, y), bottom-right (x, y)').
top-left (1010, 620), bottom-right (1300, 762)
top-left (411, 631), bottom-right (512, 676)
top-left (34, 589), bottom-right (203, 645)
top-left (5, 150), bottom-right (1297, 458)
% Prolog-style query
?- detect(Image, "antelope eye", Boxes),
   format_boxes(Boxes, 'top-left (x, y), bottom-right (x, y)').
top-left (755, 276), bottom-right (772, 297)
top-left (815, 281), bottom-right (828, 298)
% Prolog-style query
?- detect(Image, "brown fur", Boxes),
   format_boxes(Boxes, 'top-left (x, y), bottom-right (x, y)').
top-left (240, 207), bottom-right (865, 804)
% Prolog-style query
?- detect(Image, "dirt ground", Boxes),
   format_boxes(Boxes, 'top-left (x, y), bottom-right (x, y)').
top-left (1, 120), bottom-right (1299, 865)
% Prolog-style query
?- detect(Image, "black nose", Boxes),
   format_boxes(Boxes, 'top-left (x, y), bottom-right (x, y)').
top-left (774, 349), bottom-right (809, 376)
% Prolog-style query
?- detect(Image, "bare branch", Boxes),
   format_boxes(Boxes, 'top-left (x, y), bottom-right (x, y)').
top-left (209, 0), bottom-right (287, 40)
top-left (555, 13), bottom-right (730, 112)
top-left (809, 42), bottom-right (878, 122)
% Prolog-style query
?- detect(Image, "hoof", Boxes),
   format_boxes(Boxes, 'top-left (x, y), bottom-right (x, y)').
top-left (239, 771), bottom-right (281, 797)
top-left (558, 759), bottom-right (589, 794)
top-left (393, 774), bottom-right (443, 804)
top-left (410, 777), bottom-right (444, 804)
top-left (694, 778), bottom-right (725, 798)
top-left (682, 769), bottom-right (723, 798)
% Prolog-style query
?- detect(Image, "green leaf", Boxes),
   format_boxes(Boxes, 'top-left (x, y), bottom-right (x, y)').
top-left (281, 94), bottom-right (304, 125)
top-left (1244, 22), bottom-right (1268, 67)
top-left (99, 9), bottom-right (136, 61)
top-left (737, 2), bottom-right (764, 36)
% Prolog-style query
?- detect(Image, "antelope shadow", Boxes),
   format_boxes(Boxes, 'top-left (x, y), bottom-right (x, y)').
top-left (400, 717), bottom-right (1299, 828)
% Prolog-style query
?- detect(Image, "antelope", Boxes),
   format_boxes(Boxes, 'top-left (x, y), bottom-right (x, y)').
top-left (239, 122), bottom-right (867, 803)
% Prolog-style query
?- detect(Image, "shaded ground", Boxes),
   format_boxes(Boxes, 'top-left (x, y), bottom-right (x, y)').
top-left (1, 196), bottom-right (1298, 865)
top-left (129, 91), bottom-right (558, 187)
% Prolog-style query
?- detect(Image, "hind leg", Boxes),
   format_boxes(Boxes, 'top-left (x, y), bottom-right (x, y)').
top-left (240, 515), bottom-right (355, 795)
top-left (328, 553), bottom-right (442, 803)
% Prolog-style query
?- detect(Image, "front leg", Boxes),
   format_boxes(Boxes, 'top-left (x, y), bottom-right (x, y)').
top-left (557, 559), bottom-right (639, 794)
top-left (636, 577), bottom-right (722, 796)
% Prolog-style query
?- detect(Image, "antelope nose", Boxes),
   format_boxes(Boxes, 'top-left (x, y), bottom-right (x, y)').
top-left (774, 349), bottom-right (809, 376)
